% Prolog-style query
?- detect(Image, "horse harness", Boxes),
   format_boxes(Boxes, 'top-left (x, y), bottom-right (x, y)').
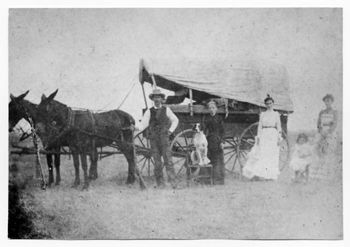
top-left (45, 105), bottom-right (127, 150)
top-left (43, 106), bottom-right (76, 147)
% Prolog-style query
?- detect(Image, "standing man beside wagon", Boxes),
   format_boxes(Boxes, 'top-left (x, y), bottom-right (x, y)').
top-left (133, 89), bottom-right (179, 189)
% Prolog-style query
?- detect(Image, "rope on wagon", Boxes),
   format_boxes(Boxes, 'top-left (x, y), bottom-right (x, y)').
top-left (100, 73), bottom-right (138, 111)
top-left (117, 79), bottom-right (137, 109)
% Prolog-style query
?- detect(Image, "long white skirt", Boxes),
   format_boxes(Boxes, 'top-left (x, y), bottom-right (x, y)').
top-left (242, 128), bottom-right (280, 180)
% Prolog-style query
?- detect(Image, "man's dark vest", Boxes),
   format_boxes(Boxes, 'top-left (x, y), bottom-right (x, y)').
top-left (149, 106), bottom-right (170, 139)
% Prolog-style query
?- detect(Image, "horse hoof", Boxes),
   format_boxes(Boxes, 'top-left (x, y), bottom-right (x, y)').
top-left (82, 185), bottom-right (89, 191)
top-left (71, 184), bottom-right (79, 188)
top-left (125, 178), bottom-right (135, 185)
top-left (41, 182), bottom-right (47, 191)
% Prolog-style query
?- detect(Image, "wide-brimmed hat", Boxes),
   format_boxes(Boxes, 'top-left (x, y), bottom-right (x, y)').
top-left (149, 89), bottom-right (165, 100)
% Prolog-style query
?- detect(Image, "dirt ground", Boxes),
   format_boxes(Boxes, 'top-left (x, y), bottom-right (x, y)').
top-left (8, 133), bottom-right (343, 240)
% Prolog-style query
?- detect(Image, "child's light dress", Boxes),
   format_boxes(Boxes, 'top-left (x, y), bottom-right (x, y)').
top-left (289, 143), bottom-right (313, 172)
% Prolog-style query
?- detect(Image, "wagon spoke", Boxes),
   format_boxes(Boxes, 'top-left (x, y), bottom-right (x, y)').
top-left (177, 164), bottom-right (185, 175)
top-left (226, 139), bottom-right (236, 146)
top-left (140, 158), bottom-right (148, 173)
top-left (138, 156), bottom-right (146, 164)
top-left (224, 149), bottom-right (236, 156)
top-left (147, 159), bottom-right (151, 176)
top-left (240, 151), bottom-right (247, 159)
top-left (225, 153), bottom-right (236, 164)
top-left (184, 134), bottom-right (188, 147)
top-left (175, 141), bottom-right (186, 152)
top-left (231, 156), bottom-right (239, 171)
top-left (137, 135), bottom-right (146, 148)
top-left (241, 138), bottom-right (253, 145)
top-left (223, 146), bottom-right (235, 151)
top-left (226, 140), bottom-right (233, 145)
top-left (249, 129), bottom-right (256, 137)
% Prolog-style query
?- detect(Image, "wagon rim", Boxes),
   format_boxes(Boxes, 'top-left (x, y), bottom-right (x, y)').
top-left (134, 131), bottom-right (154, 177)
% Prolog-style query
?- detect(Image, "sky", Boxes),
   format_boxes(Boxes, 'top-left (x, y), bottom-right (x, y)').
top-left (7, 8), bottom-right (343, 133)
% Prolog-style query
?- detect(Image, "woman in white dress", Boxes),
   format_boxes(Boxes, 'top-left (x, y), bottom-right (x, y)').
top-left (243, 94), bottom-right (282, 181)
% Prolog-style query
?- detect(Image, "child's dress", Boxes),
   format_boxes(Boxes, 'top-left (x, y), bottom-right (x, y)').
top-left (289, 143), bottom-right (313, 172)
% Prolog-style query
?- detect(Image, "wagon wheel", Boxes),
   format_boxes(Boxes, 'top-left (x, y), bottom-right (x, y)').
top-left (170, 129), bottom-right (195, 183)
top-left (134, 131), bottom-right (154, 176)
top-left (223, 136), bottom-right (240, 175)
top-left (237, 122), bottom-right (290, 173)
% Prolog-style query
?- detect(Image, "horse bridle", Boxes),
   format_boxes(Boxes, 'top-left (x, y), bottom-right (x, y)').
top-left (10, 99), bottom-right (29, 125)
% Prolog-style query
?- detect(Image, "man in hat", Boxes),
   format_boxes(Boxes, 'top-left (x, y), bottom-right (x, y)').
top-left (134, 88), bottom-right (179, 189)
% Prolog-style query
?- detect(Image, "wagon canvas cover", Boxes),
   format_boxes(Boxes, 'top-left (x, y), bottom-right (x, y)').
top-left (139, 58), bottom-right (294, 112)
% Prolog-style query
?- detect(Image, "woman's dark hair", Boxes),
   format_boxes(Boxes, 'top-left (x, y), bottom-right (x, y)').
top-left (297, 133), bottom-right (308, 142)
top-left (322, 94), bottom-right (334, 102)
top-left (264, 94), bottom-right (274, 104)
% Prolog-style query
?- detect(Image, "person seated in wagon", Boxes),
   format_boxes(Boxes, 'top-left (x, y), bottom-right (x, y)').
top-left (133, 88), bottom-right (179, 189)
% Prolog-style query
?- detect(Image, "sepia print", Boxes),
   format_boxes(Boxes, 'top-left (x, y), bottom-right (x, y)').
top-left (8, 8), bottom-right (343, 240)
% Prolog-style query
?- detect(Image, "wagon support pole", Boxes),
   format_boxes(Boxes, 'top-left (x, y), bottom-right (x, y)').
top-left (189, 89), bottom-right (193, 116)
top-left (130, 124), bottom-right (147, 190)
top-left (151, 74), bottom-right (157, 88)
top-left (141, 82), bottom-right (148, 109)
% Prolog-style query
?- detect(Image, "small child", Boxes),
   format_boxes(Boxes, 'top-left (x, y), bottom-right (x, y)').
top-left (290, 133), bottom-right (313, 183)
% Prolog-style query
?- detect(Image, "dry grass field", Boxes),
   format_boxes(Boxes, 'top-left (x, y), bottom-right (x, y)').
top-left (8, 132), bottom-right (343, 240)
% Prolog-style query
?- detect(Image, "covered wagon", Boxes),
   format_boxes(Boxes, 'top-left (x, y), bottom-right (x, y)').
top-left (136, 58), bottom-right (294, 182)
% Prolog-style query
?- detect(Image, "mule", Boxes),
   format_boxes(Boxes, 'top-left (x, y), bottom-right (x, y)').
top-left (9, 91), bottom-right (63, 187)
top-left (35, 89), bottom-right (138, 190)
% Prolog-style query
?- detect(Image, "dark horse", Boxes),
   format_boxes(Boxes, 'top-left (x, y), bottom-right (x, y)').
top-left (35, 89), bottom-right (138, 190)
top-left (9, 91), bottom-right (63, 187)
